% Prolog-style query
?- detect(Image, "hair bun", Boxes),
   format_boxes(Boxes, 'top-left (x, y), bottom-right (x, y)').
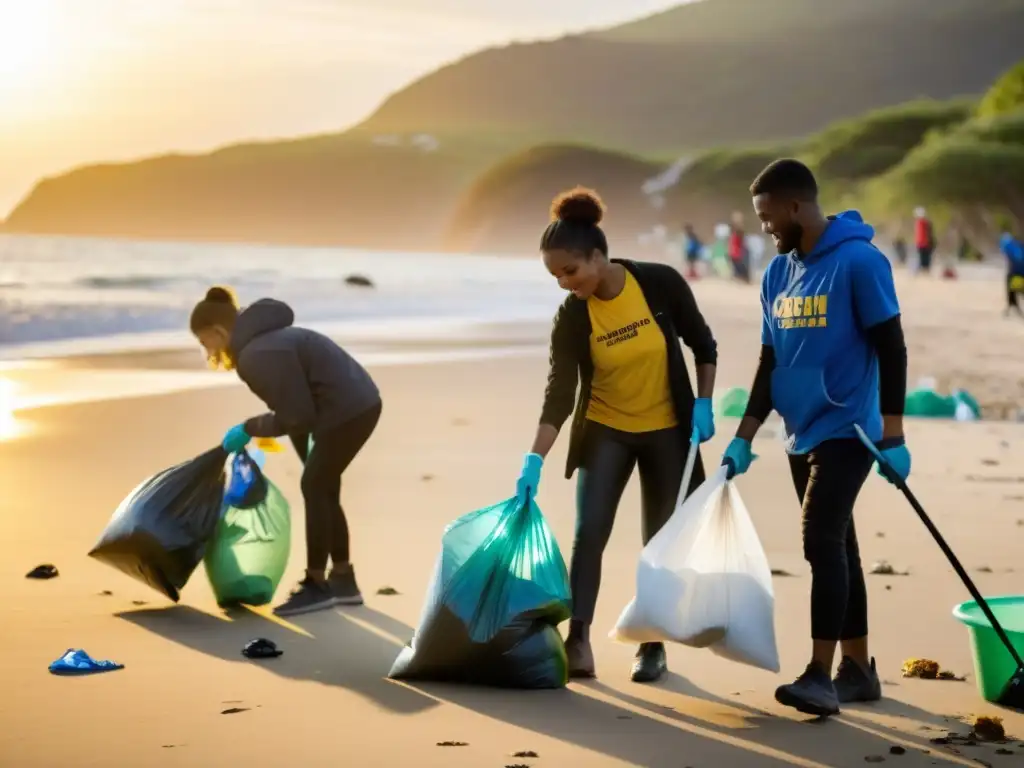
top-left (552, 187), bottom-right (605, 226)
top-left (204, 285), bottom-right (238, 306)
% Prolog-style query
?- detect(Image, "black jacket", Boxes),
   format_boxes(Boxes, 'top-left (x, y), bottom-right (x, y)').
top-left (229, 299), bottom-right (381, 438)
top-left (539, 259), bottom-right (718, 479)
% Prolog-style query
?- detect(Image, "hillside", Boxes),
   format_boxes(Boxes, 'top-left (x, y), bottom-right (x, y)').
top-left (445, 100), bottom-right (981, 253)
top-left (444, 144), bottom-right (660, 254)
top-left (6, 0), bottom-right (1024, 251)
top-left (363, 0), bottom-right (1024, 150)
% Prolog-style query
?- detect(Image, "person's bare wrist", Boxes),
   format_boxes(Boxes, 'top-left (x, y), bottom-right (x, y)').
top-left (881, 414), bottom-right (904, 439)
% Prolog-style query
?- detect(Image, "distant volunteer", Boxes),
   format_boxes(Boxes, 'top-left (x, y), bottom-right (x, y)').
top-left (1000, 232), bottom-right (1024, 317)
top-left (190, 287), bottom-right (382, 617)
top-left (722, 160), bottom-right (910, 717)
top-left (517, 187), bottom-right (718, 682)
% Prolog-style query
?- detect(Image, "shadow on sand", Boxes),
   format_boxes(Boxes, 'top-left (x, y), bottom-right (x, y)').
top-left (121, 604), bottom-right (983, 767)
top-left (117, 603), bottom-right (434, 715)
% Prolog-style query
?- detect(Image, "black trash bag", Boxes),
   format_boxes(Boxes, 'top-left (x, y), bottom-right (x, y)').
top-left (89, 447), bottom-right (228, 602)
top-left (388, 496), bottom-right (571, 689)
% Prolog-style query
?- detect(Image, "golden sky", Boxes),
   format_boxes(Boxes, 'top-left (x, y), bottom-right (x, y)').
top-left (0, 0), bottom-right (685, 217)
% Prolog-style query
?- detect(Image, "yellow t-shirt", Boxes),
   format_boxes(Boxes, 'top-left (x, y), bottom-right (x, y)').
top-left (586, 271), bottom-right (677, 432)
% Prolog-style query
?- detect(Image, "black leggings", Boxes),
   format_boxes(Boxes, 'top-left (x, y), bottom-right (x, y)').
top-left (788, 438), bottom-right (873, 642)
top-left (289, 402), bottom-right (381, 572)
top-left (570, 420), bottom-right (705, 627)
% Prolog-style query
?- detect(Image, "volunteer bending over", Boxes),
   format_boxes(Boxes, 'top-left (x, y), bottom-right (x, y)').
top-left (190, 287), bottom-right (382, 617)
top-left (723, 160), bottom-right (910, 717)
top-left (518, 188), bottom-right (718, 682)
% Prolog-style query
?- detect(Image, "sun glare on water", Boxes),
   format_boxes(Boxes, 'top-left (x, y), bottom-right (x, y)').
top-left (0, 377), bottom-right (24, 440)
top-left (0, 0), bottom-right (56, 89)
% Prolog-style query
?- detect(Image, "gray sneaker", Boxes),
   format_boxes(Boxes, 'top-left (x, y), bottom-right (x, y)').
top-left (273, 577), bottom-right (337, 617)
top-left (328, 566), bottom-right (364, 606)
top-left (775, 662), bottom-right (841, 717)
top-left (833, 656), bottom-right (882, 704)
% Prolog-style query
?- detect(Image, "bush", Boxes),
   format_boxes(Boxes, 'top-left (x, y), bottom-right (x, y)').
top-left (977, 60), bottom-right (1024, 118)
top-left (952, 108), bottom-right (1024, 146)
top-left (807, 100), bottom-right (972, 181)
top-left (878, 137), bottom-right (1024, 221)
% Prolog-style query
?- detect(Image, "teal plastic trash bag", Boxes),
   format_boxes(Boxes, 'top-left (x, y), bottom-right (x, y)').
top-left (89, 447), bottom-right (228, 602)
top-left (204, 452), bottom-right (291, 607)
top-left (388, 496), bottom-right (571, 688)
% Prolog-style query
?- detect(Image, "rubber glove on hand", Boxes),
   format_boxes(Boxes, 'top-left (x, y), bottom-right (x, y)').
top-left (875, 437), bottom-right (911, 484)
top-left (692, 397), bottom-right (715, 443)
top-left (721, 437), bottom-right (756, 480)
top-left (516, 452), bottom-right (544, 506)
top-left (222, 424), bottom-right (251, 454)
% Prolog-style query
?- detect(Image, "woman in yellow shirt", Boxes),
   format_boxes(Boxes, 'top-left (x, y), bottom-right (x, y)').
top-left (517, 188), bottom-right (718, 682)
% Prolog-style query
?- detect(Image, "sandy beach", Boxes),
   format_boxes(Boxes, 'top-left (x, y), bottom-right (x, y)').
top-left (2, 270), bottom-right (1024, 767)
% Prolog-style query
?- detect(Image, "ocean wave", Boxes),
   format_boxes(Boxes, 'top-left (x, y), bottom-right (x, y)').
top-left (73, 275), bottom-right (180, 291)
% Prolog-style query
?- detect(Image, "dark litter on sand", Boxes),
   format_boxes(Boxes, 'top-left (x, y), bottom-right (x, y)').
top-left (889, 746), bottom-right (905, 755)
top-left (242, 638), bottom-right (282, 659)
top-left (376, 586), bottom-right (400, 595)
top-left (870, 560), bottom-right (909, 576)
top-left (770, 568), bottom-right (795, 577)
top-left (220, 707), bottom-right (249, 715)
top-left (512, 750), bottom-right (539, 758)
top-left (25, 564), bottom-right (58, 579)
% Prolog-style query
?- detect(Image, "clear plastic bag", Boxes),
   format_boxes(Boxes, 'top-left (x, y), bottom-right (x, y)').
top-left (610, 466), bottom-right (780, 672)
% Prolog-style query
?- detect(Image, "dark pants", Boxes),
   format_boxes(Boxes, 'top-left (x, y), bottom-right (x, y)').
top-left (570, 421), bottom-right (704, 626)
top-left (788, 438), bottom-right (873, 642)
top-left (289, 402), bottom-right (381, 572)
top-left (917, 246), bottom-right (933, 272)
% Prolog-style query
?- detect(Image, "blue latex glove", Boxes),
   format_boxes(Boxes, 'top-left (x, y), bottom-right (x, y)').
top-left (692, 397), bottom-right (715, 443)
top-left (876, 437), bottom-right (912, 484)
top-left (516, 452), bottom-right (544, 505)
top-left (49, 648), bottom-right (124, 676)
top-left (721, 437), bottom-right (757, 480)
top-left (222, 423), bottom-right (251, 454)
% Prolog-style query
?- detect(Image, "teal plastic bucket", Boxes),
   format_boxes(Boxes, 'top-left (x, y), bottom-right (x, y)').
top-left (952, 596), bottom-right (1024, 702)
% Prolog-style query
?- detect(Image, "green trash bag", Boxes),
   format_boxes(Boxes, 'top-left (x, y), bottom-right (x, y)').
top-left (204, 453), bottom-right (291, 607)
top-left (904, 388), bottom-right (957, 419)
top-left (389, 495), bottom-right (571, 688)
top-left (717, 387), bottom-right (749, 419)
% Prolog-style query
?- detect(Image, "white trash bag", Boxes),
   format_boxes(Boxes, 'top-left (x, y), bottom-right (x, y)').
top-left (610, 465), bottom-right (780, 672)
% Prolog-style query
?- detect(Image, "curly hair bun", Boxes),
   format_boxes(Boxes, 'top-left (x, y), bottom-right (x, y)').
top-left (551, 186), bottom-right (605, 226)
top-left (204, 285), bottom-right (238, 307)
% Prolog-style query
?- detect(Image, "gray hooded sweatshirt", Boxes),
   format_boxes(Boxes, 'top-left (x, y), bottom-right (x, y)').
top-left (230, 299), bottom-right (380, 438)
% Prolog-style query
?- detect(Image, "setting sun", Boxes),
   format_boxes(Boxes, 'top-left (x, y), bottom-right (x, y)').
top-left (0, 0), bottom-right (55, 84)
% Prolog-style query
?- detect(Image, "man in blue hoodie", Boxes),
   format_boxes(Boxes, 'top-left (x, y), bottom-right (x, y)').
top-left (1000, 232), bottom-right (1024, 318)
top-left (721, 159), bottom-right (911, 717)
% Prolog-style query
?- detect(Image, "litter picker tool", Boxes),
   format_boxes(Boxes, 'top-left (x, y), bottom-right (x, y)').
top-left (855, 424), bottom-right (1024, 711)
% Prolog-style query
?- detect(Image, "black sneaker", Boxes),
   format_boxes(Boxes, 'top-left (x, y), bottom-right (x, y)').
top-left (630, 642), bottom-right (667, 683)
top-left (564, 637), bottom-right (596, 679)
top-left (328, 566), bottom-right (364, 606)
top-left (775, 661), bottom-right (841, 717)
top-left (272, 577), bottom-right (337, 617)
top-left (833, 656), bottom-right (882, 704)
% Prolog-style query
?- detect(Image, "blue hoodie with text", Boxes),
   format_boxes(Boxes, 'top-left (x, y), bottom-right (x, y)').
top-left (760, 211), bottom-right (899, 454)
top-left (1001, 233), bottom-right (1024, 277)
